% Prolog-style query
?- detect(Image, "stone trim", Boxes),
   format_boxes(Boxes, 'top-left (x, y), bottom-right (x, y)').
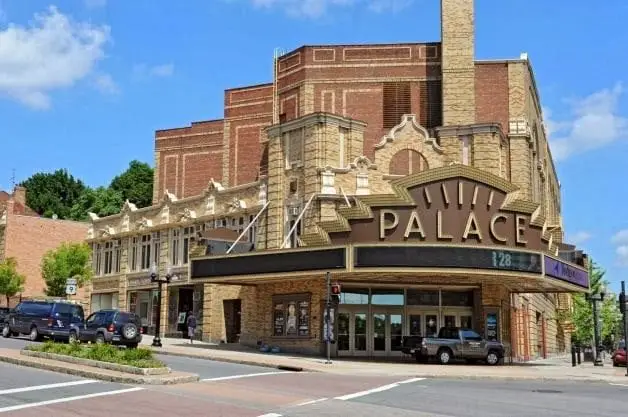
top-left (435, 123), bottom-right (504, 138)
top-left (266, 112), bottom-right (367, 137)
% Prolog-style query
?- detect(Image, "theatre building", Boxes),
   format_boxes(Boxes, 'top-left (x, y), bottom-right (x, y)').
top-left (86, 0), bottom-right (589, 360)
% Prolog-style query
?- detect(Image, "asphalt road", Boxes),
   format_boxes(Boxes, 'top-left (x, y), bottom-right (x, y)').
top-left (3, 335), bottom-right (628, 416)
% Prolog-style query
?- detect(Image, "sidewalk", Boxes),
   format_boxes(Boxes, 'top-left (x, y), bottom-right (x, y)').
top-left (140, 336), bottom-right (628, 383)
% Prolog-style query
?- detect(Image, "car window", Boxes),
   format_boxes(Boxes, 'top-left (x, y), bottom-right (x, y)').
top-left (439, 328), bottom-right (458, 339)
top-left (21, 302), bottom-right (53, 316)
top-left (116, 312), bottom-right (140, 325)
top-left (461, 329), bottom-right (482, 341)
top-left (70, 306), bottom-right (84, 321)
top-left (54, 303), bottom-right (72, 316)
top-left (85, 313), bottom-right (98, 324)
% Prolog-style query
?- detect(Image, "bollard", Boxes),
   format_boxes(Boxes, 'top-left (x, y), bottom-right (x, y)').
top-left (576, 346), bottom-right (581, 364)
top-left (571, 344), bottom-right (577, 367)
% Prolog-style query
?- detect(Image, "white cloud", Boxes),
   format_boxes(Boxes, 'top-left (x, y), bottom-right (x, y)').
top-left (84, 0), bottom-right (107, 8)
top-left (240, 0), bottom-right (412, 18)
top-left (0, 6), bottom-right (111, 109)
top-left (612, 230), bottom-right (628, 267)
top-left (93, 73), bottom-right (119, 95)
top-left (545, 83), bottom-right (628, 161)
top-left (567, 231), bottom-right (592, 245)
top-left (132, 63), bottom-right (175, 79)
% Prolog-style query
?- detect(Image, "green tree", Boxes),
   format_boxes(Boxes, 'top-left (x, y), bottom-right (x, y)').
top-left (69, 186), bottom-right (124, 221)
top-left (570, 261), bottom-right (622, 346)
top-left (41, 242), bottom-right (93, 297)
top-left (20, 169), bottom-right (87, 220)
top-left (0, 258), bottom-right (26, 306)
top-left (109, 160), bottom-right (154, 208)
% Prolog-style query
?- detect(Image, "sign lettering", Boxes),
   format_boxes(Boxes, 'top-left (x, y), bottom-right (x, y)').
top-left (544, 256), bottom-right (589, 289)
top-left (379, 209), bottom-right (528, 246)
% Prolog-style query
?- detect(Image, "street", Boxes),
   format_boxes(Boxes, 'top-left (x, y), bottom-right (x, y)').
top-left (2, 337), bottom-right (628, 416)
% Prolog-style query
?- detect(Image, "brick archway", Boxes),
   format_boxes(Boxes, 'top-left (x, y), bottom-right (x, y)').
top-left (389, 149), bottom-right (429, 176)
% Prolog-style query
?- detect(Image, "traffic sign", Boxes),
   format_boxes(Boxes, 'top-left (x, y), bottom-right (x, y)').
top-left (66, 278), bottom-right (77, 286)
top-left (65, 284), bottom-right (77, 295)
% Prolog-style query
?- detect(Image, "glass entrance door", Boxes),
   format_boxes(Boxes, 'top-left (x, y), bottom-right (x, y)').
top-left (407, 310), bottom-right (439, 337)
top-left (371, 309), bottom-right (403, 357)
top-left (337, 310), bottom-right (368, 357)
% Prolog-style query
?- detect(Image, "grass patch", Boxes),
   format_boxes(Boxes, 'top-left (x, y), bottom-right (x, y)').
top-left (27, 341), bottom-right (165, 369)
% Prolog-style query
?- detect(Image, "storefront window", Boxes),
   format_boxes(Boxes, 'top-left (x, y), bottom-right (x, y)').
top-left (371, 289), bottom-right (404, 305)
top-left (272, 293), bottom-right (311, 337)
top-left (441, 290), bottom-right (474, 307)
top-left (406, 289), bottom-right (439, 306)
top-left (339, 288), bottom-right (369, 304)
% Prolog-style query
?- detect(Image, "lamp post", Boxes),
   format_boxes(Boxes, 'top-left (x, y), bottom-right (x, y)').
top-left (150, 262), bottom-right (173, 348)
top-left (586, 282), bottom-right (607, 367)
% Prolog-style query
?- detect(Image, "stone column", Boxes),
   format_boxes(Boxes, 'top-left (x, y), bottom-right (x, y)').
top-left (441, 0), bottom-right (476, 126)
top-left (265, 134), bottom-right (285, 249)
top-left (202, 283), bottom-right (213, 342)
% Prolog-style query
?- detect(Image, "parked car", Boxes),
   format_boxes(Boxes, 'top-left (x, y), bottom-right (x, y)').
top-left (76, 309), bottom-right (142, 348)
top-left (0, 307), bottom-right (10, 324)
top-left (612, 341), bottom-right (626, 367)
top-left (2, 299), bottom-right (84, 342)
top-left (414, 326), bottom-right (504, 365)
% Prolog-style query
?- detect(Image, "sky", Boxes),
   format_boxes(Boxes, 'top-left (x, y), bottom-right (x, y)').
top-left (0, 0), bottom-right (627, 290)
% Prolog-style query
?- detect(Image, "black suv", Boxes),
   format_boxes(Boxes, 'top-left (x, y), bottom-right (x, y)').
top-left (76, 309), bottom-right (142, 348)
top-left (2, 300), bottom-right (84, 342)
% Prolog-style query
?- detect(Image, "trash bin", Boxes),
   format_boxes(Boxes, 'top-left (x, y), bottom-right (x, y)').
top-left (583, 346), bottom-right (594, 362)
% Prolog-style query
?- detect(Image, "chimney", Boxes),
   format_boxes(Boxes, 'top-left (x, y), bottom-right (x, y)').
top-left (12, 186), bottom-right (26, 206)
top-left (440, 0), bottom-right (476, 126)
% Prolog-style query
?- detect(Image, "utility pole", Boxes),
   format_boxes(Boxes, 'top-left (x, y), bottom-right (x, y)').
top-left (325, 271), bottom-right (332, 364)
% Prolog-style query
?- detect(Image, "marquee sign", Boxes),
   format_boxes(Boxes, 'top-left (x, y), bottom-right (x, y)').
top-left (544, 256), bottom-right (589, 289)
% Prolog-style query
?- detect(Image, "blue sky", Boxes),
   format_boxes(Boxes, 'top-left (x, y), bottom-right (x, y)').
top-left (0, 0), bottom-right (627, 289)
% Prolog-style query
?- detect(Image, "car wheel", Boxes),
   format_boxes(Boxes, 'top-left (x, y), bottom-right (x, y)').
top-left (121, 323), bottom-right (138, 340)
top-left (1, 325), bottom-right (11, 338)
top-left (438, 348), bottom-right (452, 365)
top-left (95, 334), bottom-right (105, 344)
top-left (68, 331), bottom-right (78, 344)
top-left (29, 327), bottom-right (39, 342)
top-left (486, 351), bottom-right (500, 366)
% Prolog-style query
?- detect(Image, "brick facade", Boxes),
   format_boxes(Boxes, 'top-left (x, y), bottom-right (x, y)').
top-left (0, 188), bottom-right (89, 307)
top-left (87, 0), bottom-right (577, 360)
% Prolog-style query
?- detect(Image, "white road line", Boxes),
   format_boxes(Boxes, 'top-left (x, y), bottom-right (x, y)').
top-left (257, 414), bottom-right (283, 417)
top-left (0, 387), bottom-right (144, 413)
top-left (398, 377), bottom-right (426, 384)
top-left (295, 397), bottom-right (328, 407)
top-left (610, 383), bottom-right (628, 387)
top-left (335, 377), bottom-right (427, 401)
top-left (0, 380), bottom-right (99, 395)
top-left (335, 383), bottom-right (400, 401)
top-left (201, 371), bottom-right (292, 382)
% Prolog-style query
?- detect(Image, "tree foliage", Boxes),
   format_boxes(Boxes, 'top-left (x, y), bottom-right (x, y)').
top-left (41, 242), bottom-right (93, 297)
top-left (570, 262), bottom-right (623, 347)
top-left (109, 160), bottom-right (154, 209)
top-left (20, 170), bottom-right (87, 220)
top-left (0, 257), bottom-right (26, 306)
top-left (19, 160), bottom-right (154, 221)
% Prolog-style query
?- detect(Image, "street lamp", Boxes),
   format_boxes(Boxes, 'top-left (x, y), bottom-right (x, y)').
top-left (586, 283), bottom-right (607, 366)
top-left (150, 262), bottom-right (173, 348)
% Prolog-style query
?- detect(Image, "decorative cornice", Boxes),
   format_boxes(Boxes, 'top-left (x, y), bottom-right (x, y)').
top-left (435, 122), bottom-right (504, 138)
top-left (300, 164), bottom-right (553, 251)
top-left (375, 114), bottom-right (442, 153)
top-left (266, 112), bottom-right (367, 138)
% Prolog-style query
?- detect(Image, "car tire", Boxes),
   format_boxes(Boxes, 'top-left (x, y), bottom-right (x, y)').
top-left (121, 323), bottom-right (138, 340)
top-left (2, 324), bottom-right (11, 338)
top-left (486, 350), bottom-right (500, 366)
top-left (29, 327), bottom-right (39, 342)
top-left (438, 348), bottom-right (452, 365)
top-left (95, 334), bottom-right (105, 344)
top-left (68, 331), bottom-right (78, 344)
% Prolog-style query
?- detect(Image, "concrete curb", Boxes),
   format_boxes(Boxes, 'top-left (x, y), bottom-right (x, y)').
top-left (152, 349), bottom-right (312, 373)
top-left (0, 354), bottom-right (199, 385)
top-left (21, 350), bottom-right (170, 375)
top-left (150, 349), bottom-right (624, 383)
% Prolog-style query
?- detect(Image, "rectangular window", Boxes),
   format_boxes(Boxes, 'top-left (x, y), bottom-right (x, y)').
top-left (140, 234), bottom-right (152, 270)
top-left (94, 243), bottom-right (103, 276)
top-left (272, 293), bottom-right (311, 337)
top-left (170, 229), bottom-right (180, 266)
top-left (461, 136), bottom-right (470, 165)
top-left (114, 240), bottom-right (121, 273)
top-left (151, 232), bottom-right (161, 267)
top-left (383, 82), bottom-right (411, 129)
top-left (418, 80), bottom-right (443, 129)
top-left (247, 214), bottom-right (256, 244)
top-left (103, 241), bottom-right (114, 275)
top-left (182, 227), bottom-right (193, 265)
top-left (338, 128), bottom-right (346, 168)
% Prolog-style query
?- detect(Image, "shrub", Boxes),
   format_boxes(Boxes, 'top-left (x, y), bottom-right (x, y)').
top-left (27, 342), bottom-right (164, 368)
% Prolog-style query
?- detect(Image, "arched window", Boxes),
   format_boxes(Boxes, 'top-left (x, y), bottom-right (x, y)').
top-left (389, 149), bottom-right (429, 176)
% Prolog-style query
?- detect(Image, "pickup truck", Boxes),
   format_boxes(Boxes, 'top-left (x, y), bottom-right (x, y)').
top-left (413, 327), bottom-right (504, 365)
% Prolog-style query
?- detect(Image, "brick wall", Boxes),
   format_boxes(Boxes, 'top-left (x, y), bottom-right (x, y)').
top-left (2, 211), bottom-right (89, 306)
top-left (475, 62), bottom-right (509, 131)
